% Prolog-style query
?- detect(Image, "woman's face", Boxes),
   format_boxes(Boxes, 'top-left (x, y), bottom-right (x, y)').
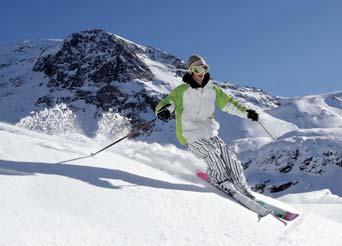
top-left (192, 72), bottom-right (205, 84)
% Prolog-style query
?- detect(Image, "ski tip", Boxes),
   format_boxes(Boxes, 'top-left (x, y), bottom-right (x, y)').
top-left (284, 212), bottom-right (299, 221)
top-left (196, 170), bottom-right (209, 181)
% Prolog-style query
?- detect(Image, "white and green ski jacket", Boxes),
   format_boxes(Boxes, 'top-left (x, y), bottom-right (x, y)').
top-left (156, 73), bottom-right (248, 145)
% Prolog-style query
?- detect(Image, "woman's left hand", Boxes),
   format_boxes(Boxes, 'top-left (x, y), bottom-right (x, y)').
top-left (246, 109), bottom-right (259, 121)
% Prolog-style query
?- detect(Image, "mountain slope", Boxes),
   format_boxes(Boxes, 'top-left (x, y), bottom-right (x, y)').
top-left (0, 29), bottom-right (186, 137)
top-left (237, 92), bottom-right (342, 196)
top-left (267, 92), bottom-right (342, 128)
top-left (0, 122), bottom-right (342, 246)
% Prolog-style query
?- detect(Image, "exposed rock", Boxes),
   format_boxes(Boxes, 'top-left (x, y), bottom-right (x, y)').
top-left (29, 29), bottom-right (187, 126)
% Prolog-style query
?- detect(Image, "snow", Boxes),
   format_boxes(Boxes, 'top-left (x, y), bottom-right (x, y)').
top-left (267, 91), bottom-right (342, 128)
top-left (137, 54), bottom-right (184, 94)
top-left (1, 122), bottom-right (342, 246)
top-left (0, 40), bottom-right (59, 123)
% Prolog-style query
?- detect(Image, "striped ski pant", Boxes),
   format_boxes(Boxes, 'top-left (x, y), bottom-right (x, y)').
top-left (187, 136), bottom-right (249, 190)
top-left (187, 136), bottom-right (272, 217)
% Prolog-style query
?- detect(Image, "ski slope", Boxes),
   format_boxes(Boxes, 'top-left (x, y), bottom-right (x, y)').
top-left (0, 122), bottom-right (341, 246)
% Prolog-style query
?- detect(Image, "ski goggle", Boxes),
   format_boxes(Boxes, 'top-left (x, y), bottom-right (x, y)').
top-left (190, 65), bottom-right (209, 74)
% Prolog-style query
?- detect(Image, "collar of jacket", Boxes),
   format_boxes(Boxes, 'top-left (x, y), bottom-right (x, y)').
top-left (182, 72), bottom-right (211, 89)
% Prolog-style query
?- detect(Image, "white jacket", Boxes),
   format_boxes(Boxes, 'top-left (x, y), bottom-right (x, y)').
top-left (156, 73), bottom-right (248, 144)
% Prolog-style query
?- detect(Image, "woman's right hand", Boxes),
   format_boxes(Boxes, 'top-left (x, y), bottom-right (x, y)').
top-left (157, 105), bottom-right (171, 122)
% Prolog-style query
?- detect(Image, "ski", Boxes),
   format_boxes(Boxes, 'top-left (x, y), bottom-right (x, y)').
top-left (256, 199), bottom-right (299, 222)
top-left (196, 170), bottom-right (299, 224)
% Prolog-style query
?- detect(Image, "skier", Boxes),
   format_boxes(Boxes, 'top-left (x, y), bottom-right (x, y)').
top-left (155, 54), bottom-right (272, 218)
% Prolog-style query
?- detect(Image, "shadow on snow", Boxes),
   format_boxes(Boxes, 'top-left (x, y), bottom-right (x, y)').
top-left (0, 159), bottom-right (208, 193)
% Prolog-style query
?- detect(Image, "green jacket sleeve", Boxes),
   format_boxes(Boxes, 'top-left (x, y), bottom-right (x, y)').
top-left (213, 85), bottom-right (248, 118)
top-left (155, 84), bottom-right (188, 114)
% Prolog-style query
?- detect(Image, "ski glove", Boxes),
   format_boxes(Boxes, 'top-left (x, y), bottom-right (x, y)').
top-left (246, 109), bottom-right (259, 121)
top-left (157, 104), bottom-right (172, 122)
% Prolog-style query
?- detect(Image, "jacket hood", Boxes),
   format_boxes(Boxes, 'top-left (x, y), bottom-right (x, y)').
top-left (182, 72), bottom-right (211, 89)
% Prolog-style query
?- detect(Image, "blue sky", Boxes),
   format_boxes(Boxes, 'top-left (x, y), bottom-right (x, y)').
top-left (1, 0), bottom-right (341, 97)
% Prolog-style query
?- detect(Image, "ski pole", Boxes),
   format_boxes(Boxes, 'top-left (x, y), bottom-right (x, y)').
top-left (258, 121), bottom-right (277, 142)
top-left (90, 118), bottom-right (157, 157)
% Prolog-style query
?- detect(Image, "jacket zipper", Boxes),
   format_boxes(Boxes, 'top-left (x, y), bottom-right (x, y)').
top-left (196, 88), bottom-right (204, 121)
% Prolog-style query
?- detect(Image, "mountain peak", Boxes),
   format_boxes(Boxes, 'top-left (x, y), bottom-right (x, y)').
top-left (66, 29), bottom-right (145, 51)
top-left (33, 29), bottom-right (155, 88)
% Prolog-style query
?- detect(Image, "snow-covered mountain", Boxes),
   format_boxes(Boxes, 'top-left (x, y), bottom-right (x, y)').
top-left (238, 93), bottom-right (342, 196)
top-left (0, 29), bottom-right (185, 136)
top-left (0, 29), bottom-right (341, 196)
top-left (268, 93), bottom-right (342, 129)
top-left (1, 122), bottom-right (342, 246)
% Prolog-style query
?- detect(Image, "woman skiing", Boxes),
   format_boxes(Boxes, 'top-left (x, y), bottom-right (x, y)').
top-left (155, 54), bottom-right (272, 218)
